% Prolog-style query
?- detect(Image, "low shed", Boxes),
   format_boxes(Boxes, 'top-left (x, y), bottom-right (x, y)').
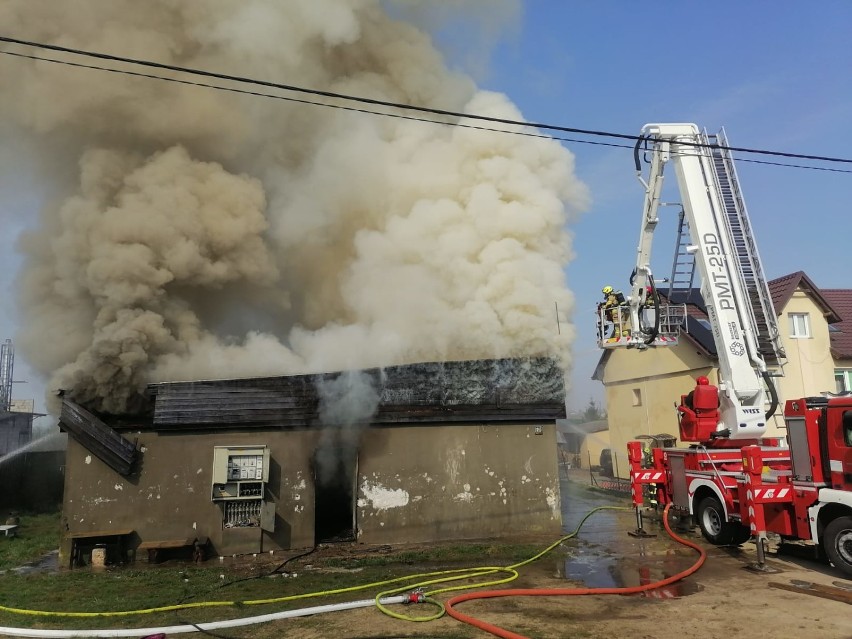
top-left (59, 357), bottom-right (565, 564)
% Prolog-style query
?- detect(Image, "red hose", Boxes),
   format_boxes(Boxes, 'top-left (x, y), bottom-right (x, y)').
top-left (444, 505), bottom-right (705, 639)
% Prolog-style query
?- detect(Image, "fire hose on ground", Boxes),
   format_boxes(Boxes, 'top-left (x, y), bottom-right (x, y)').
top-left (443, 504), bottom-right (706, 639)
top-left (0, 504), bottom-right (704, 637)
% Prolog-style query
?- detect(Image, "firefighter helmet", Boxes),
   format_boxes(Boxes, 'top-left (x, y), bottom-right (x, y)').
top-left (602, 285), bottom-right (613, 295)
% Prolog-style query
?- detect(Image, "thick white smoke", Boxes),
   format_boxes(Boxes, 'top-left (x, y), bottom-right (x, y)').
top-left (315, 370), bottom-right (380, 485)
top-left (0, 0), bottom-right (588, 414)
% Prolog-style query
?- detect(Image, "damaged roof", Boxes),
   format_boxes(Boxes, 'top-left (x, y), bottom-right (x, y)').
top-left (142, 356), bottom-right (567, 430)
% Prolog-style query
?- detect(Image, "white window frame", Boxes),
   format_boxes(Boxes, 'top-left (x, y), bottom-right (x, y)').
top-left (789, 312), bottom-right (811, 339)
top-left (836, 369), bottom-right (852, 394)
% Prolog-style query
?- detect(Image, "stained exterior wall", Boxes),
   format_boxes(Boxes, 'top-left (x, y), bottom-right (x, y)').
top-left (356, 423), bottom-right (561, 544)
top-left (61, 429), bottom-right (321, 560)
top-left (60, 420), bottom-right (560, 560)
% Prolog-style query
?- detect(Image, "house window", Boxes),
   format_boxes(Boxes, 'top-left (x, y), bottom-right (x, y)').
top-left (789, 313), bottom-right (810, 338)
top-left (836, 369), bottom-right (852, 394)
top-left (632, 388), bottom-right (642, 407)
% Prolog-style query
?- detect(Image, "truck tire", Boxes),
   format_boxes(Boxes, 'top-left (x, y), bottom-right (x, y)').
top-left (731, 522), bottom-right (752, 546)
top-left (696, 495), bottom-right (736, 545)
top-left (823, 515), bottom-right (852, 577)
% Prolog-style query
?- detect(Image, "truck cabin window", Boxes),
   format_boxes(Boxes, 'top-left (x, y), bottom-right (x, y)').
top-left (844, 411), bottom-right (852, 447)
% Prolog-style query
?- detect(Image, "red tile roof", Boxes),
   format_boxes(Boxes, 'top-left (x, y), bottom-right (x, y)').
top-left (768, 272), bottom-right (801, 315)
top-left (822, 289), bottom-right (852, 359)
top-left (768, 271), bottom-right (841, 322)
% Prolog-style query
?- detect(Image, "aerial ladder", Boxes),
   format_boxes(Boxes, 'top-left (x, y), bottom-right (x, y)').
top-left (623, 123), bottom-right (784, 442)
top-left (609, 123), bottom-right (852, 575)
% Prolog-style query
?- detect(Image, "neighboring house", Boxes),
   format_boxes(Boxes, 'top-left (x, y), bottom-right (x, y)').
top-left (555, 419), bottom-right (610, 470)
top-left (58, 357), bottom-right (565, 566)
top-left (822, 288), bottom-right (852, 392)
top-left (594, 272), bottom-right (843, 479)
top-left (767, 272), bottom-right (841, 401)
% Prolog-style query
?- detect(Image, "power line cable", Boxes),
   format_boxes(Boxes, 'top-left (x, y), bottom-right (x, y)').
top-left (2, 34), bottom-right (852, 167)
top-left (0, 50), bottom-right (603, 144)
top-left (2, 50), bottom-right (851, 176)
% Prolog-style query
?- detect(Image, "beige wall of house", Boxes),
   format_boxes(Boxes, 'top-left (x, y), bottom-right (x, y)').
top-left (600, 343), bottom-right (714, 479)
top-left (60, 421), bottom-right (561, 562)
top-left (578, 430), bottom-right (610, 470)
top-left (774, 290), bottom-right (837, 400)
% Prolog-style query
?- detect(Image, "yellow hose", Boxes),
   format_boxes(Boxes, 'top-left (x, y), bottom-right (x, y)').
top-left (0, 505), bottom-right (630, 620)
top-left (375, 505), bottom-right (631, 622)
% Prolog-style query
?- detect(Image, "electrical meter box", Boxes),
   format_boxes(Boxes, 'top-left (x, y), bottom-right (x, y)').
top-left (211, 445), bottom-right (270, 501)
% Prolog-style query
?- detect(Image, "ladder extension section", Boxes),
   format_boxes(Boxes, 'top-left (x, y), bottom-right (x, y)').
top-left (706, 129), bottom-right (786, 364)
top-left (667, 210), bottom-right (696, 300)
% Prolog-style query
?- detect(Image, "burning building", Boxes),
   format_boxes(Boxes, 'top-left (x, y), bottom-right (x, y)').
top-left (59, 356), bottom-right (565, 564)
top-left (2, 2), bottom-right (585, 564)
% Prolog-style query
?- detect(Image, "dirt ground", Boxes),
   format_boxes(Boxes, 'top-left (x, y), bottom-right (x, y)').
top-left (251, 542), bottom-right (850, 639)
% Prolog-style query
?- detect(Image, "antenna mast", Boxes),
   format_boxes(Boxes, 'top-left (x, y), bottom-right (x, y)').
top-left (0, 339), bottom-right (14, 412)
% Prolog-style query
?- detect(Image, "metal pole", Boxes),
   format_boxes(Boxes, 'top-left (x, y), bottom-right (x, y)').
top-left (755, 533), bottom-right (767, 568)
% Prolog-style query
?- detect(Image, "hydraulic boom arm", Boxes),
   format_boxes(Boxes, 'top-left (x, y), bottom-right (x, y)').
top-left (630, 123), bottom-right (777, 441)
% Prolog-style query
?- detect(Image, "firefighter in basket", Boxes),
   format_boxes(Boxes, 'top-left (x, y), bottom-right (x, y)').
top-left (600, 285), bottom-right (628, 340)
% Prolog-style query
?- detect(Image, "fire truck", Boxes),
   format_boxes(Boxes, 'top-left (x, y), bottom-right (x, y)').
top-left (601, 123), bottom-right (852, 576)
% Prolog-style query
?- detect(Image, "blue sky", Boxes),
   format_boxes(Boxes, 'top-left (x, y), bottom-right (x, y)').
top-left (0, 143), bottom-right (43, 422)
top-left (2, 2), bottom-right (851, 421)
top-left (472, 2), bottom-right (852, 411)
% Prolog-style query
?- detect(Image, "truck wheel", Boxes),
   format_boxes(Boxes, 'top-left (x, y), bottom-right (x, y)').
top-left (731, 523), bottom-right (752, 546)
top-left (697, 495), bottom-right (735, 545)
top-left (823, 515), bottom-right (852, 577)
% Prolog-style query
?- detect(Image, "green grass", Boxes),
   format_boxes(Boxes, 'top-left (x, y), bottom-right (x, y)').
top-left (0, 512), bottom-right (60, 571)
top-left (0, 538), bottom-right (560, 631)
top-left (320, 542), bottom-right (545, 568)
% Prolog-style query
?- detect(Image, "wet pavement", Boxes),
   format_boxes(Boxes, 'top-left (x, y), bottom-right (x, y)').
top-left (555, 477), bottom-right (702, 597)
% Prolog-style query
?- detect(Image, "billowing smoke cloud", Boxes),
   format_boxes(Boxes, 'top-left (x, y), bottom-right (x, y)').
top-left (0, 0), bottom-right (588, 414)
top-left (315, 370), bottom-right (380, 485)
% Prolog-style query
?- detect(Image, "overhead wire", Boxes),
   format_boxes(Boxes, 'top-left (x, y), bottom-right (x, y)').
top-left (3, 50), bottom-right (850, 175)
top-left (0, 49), bottom-right (632, 150)
top-left (2, 34), bottom-right (852, 171)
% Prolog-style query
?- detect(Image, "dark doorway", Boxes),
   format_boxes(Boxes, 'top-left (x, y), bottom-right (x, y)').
top-left (313, 444), bottom-right (357, 543)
